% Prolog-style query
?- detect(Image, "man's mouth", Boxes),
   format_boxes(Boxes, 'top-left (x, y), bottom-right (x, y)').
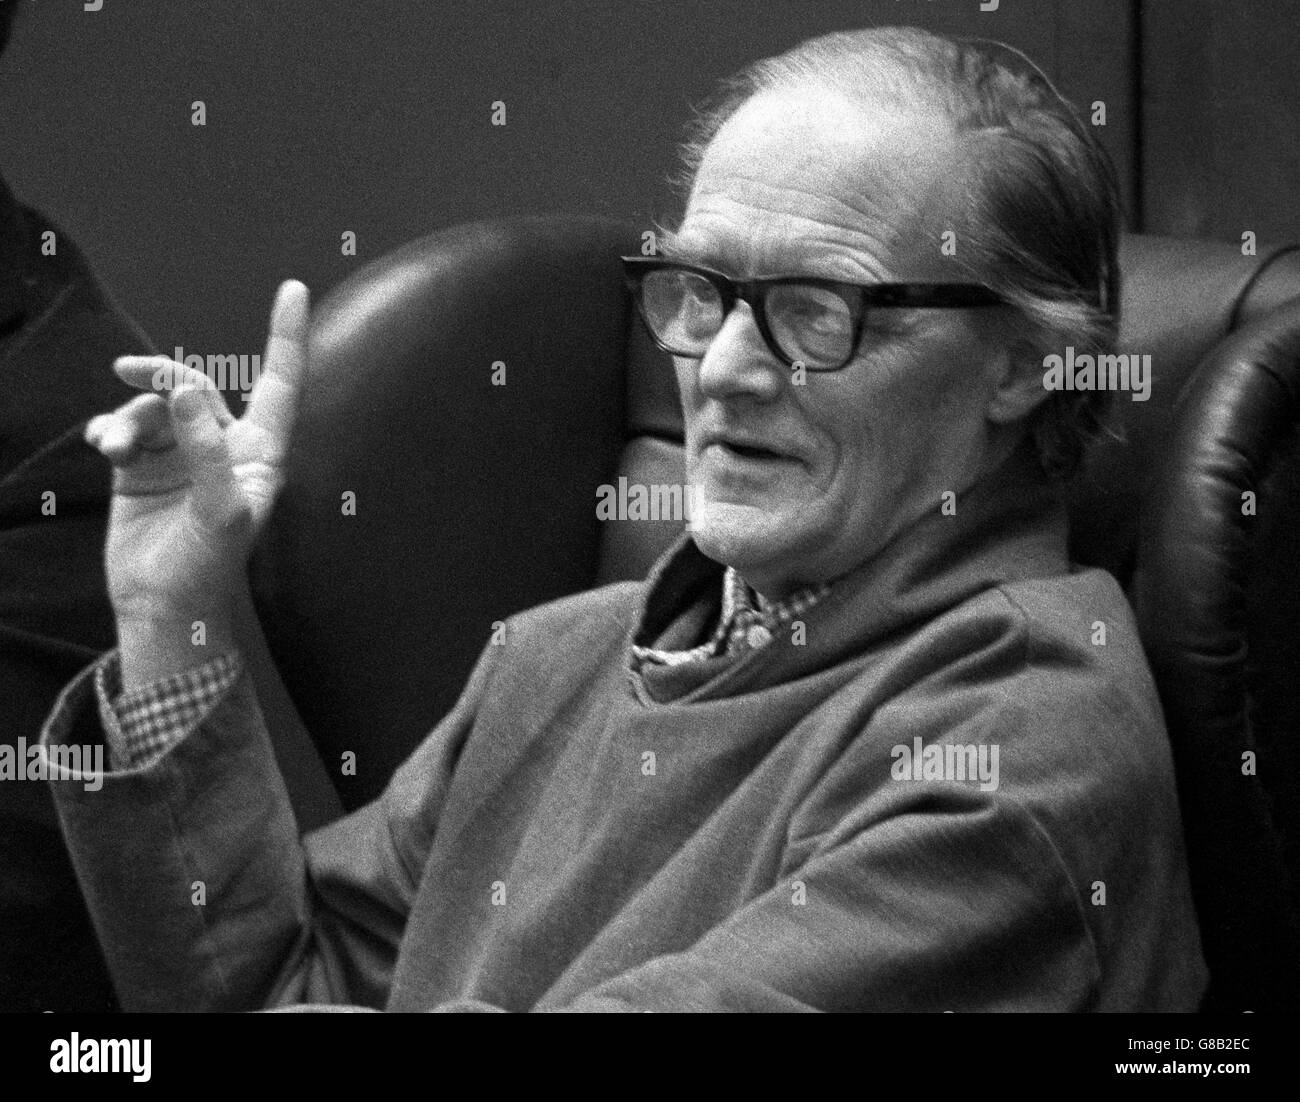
top-left (715, 440), bottom-right (785, 461)
top-left (701, 431), bottom-right (797, 465)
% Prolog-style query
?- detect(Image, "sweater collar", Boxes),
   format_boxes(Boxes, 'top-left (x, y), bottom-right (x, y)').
top-left (629, 437), bottom-right (1070, 702)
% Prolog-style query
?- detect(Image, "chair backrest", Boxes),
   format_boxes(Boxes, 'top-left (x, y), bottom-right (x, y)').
top-left (249, 214), bottom-right (1300, 1009)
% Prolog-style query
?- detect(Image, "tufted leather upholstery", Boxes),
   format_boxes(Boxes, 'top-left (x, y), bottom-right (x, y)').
top-left (246, 215), bottom-right (1300, 1011)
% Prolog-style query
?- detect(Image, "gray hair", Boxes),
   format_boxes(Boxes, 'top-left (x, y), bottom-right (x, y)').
top-left (673, 26), bottom-right (1123, 479)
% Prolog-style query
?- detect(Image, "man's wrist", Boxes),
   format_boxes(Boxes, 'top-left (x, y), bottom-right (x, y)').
top-left (116, 605), bottom-right (239, 691)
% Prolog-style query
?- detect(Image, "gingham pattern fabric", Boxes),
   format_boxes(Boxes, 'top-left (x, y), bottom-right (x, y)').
top-left (95, 649), bottom-right (244, 771)
top-left (632, 566), bottom-right (830, 669)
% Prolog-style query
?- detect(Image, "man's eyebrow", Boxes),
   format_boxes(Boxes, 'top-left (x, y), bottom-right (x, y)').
top-left (657, 234), bottom-right (715, 265)
top-left (661, 240), bottom-right (807, 278)
top-left (659, 232), bottom-right (905, 286)
top-left (657, 229), bottom-right (752, 270)
top-left (660, 234), bottom-right (880, 283)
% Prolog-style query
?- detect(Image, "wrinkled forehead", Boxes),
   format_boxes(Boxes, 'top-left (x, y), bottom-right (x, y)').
top-left (672, 88), bottom-right (961, 282)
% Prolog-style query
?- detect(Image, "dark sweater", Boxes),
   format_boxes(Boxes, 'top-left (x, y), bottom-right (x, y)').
top-left (42, 440), bottom-right (1207, 1011)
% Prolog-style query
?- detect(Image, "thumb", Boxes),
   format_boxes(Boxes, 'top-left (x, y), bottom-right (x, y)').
top-left (170, 386), bottom-right (244, 533)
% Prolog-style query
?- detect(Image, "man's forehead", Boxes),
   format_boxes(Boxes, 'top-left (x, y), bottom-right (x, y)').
top-left (672, 89), bottom-right (959, 280)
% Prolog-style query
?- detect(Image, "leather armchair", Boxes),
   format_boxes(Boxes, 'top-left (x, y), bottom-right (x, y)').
top-left (246, 215), bottom-right (1300, 1012)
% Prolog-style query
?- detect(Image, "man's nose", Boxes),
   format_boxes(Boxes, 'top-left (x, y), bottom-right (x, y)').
top-left (696, 302), bottom-right (786, 402)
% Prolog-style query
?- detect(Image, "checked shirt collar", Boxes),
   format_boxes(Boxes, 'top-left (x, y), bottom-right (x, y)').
top-left (632, 566), bottom-right (830, 669)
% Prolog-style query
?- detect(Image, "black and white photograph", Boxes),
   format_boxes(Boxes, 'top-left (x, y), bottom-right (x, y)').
top-left (0, 0), bottom-right (1295, 1084)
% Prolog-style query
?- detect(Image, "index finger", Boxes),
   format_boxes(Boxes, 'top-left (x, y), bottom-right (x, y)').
top-left (246, 279), bottom-right (310, 454)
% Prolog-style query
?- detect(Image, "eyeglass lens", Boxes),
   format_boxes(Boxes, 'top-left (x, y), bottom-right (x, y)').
top-left (639, 269), bottom-right (855, 369)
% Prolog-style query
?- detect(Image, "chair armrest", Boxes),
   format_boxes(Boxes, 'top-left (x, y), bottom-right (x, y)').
top-left (1134, 294), bottom-right (1300, 1011)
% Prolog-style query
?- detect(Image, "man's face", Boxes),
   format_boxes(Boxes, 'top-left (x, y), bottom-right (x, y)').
top-left (670, 87), bottom-right (1014, 598)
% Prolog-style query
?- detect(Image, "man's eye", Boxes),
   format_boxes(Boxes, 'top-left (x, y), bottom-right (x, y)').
top-left (774, 290), bottom-right (850, 328)
top-left (683, 283), bottom-right (714, 308)
top-left (789, 303), bottom-right (840, 328)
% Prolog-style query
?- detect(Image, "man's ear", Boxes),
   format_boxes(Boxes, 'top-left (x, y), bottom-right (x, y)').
top-left (985, 337), bottom-right (1051, 426)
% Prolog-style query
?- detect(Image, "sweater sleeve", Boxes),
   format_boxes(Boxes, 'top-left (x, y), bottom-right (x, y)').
top-left (39, 638), bottom-right (501, 1012)
top-left (94, 649), bottom-right (243, 770)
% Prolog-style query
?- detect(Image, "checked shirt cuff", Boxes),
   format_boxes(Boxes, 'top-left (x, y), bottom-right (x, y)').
top-left (94, 649), bottom-right (244, 771)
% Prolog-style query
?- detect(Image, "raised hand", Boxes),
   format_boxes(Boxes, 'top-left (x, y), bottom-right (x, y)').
top-left (86, 281), bottom-right (309, 683)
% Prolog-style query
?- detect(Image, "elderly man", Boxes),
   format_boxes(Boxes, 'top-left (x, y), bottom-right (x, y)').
top-left (41, 26), bottom-right (1206, 1011)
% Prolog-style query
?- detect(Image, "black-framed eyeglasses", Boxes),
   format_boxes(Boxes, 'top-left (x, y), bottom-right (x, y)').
top-left (622, 256), bottom-right (1008, 372)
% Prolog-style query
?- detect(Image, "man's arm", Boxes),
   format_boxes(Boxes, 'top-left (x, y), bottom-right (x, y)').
top-left (40, 636), bottom-right (498, 1011)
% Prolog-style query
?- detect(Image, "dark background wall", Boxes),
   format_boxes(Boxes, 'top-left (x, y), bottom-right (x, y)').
top-left (0, 0), bottom-right (1139, 364)
top-left (0, 0), bottom-right (1293, 364)
top-left (1141, 0), bottom-right (1300, 248)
